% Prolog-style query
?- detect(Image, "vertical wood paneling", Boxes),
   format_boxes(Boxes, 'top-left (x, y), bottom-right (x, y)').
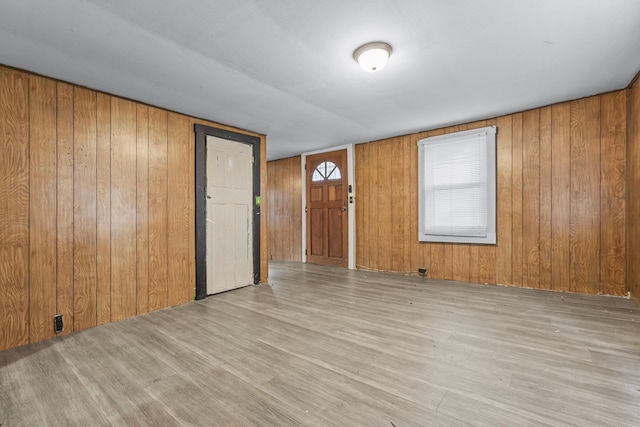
top-left (445, 243), bottom-right (453, 281)
top-left (0, 247), bottom-right (29, 349)
top-left (600, 91), bottom-right (626, 296)
top-left (276, 157), bottom-right (284, 259)
top-left (629, 80), bottom-right (640, 305)
top-left (362, 143), bottom-right (371, 269)
top-left (391, 139), bottom-right (404, 272)
top-left (267, 158), bottom-right (276, 259)
top-left (452, 244), bottom-right (470, 282)
top-left (539, 107), bottom-right (552, 290)
top-left (570, 97), bottom-right (601, 294)
top-left (361, 145), bottom-right (369, 268)
top-left (110, 97), bottom-right (137, 321)
top-left (96, 93), bottom-right (111, 325)
top-left (522, 110), bottom-right (540, 288)
top-left (283, 156), bottom-right (292, 260)
top-left (265, 91), bottom-right (628, 298)
top-left (290, 156), bottom-right (302, 261)
top-left (496, 115), bottom-right (513, 285)
top-left (551, 102), bottom-right (572, 292)
top-left (73, 87), bottom-right (97, 331)
top-left (379, 141), bottom-right (393, 272)
top-left (355, 147), bottom-right (364, 267)
top-left (272, 156), bottom-right (280, 259)
top-left (148, 107), bottom-right (168, 311)
top-left (167, 113), bottom-right (190, 306)
top-left (292, 157), bottom-right (302, 262)
top-left (430, 244), bottom-right (445, 280)
top-left (0, 67), bottom-right (29, 350)
top-left (28, 75), bottom-right (57, 342)
top-left (478, 118), bottom-right (497, 284)
top-left (511, 113), bottom-right (524, 287)
top-left (468, 246), bottom-right (479, 283)
top-left (56, 82), bottom-right (74, 334)
top-left (137, 105), bottom-right (150, 313)
top-left (402, 137), bottom-right (413, 273)
top-left (267, 156), bottom-right (302, 262)
top-left (444, 243), bottom-right (454, 280)
top-left (369, 142), bottom-right (380, 269)
top-left (0, 66), bottom-right (269, 351)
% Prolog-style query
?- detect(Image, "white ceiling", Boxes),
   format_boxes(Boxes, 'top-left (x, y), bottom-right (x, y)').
top-left (1, 0), bottom-right (639, 160)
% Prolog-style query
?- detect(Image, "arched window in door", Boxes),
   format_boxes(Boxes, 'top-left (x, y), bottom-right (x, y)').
top-left (311, 161), bottom-right (342, 182)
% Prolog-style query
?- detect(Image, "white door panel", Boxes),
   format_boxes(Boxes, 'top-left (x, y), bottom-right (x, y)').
top-left (206, 136), bottom-right (253, 295)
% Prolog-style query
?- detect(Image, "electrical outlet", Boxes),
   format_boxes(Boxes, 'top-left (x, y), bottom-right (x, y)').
top-left (54, 314), bottom-right (63, 334)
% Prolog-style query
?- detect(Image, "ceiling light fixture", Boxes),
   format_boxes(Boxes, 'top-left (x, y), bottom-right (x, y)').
top-left (353, 42), bottom-right (392, 72)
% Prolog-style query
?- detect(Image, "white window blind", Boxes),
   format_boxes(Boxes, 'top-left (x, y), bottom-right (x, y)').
top-left (418, 126), bottom-right (496, 244)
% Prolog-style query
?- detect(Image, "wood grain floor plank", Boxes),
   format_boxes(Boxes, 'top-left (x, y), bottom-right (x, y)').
top-left (1, 261), bottom-right (638, 426)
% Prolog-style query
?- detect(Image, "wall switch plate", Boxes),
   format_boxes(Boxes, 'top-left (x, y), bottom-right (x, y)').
top-left (54, 314), bottom-right (64, 334)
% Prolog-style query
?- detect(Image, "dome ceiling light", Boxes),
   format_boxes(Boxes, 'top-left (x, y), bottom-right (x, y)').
top-left (353, 42), bottom-right (392, 72)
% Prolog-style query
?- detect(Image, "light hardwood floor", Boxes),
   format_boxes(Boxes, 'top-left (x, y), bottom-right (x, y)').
top-left (1, 261), bottom-right (639, 426)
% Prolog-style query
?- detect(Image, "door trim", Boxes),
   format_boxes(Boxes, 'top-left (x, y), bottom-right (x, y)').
top-left (194, 124), bottom-right (261, 300)
top-left (301, 144), bottom-right (355, 269)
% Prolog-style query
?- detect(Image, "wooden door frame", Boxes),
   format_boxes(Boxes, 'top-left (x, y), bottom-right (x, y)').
top-left (301, 145), bottom-right (355, 269)
top-left (194, 124), bottom-right (261, 300)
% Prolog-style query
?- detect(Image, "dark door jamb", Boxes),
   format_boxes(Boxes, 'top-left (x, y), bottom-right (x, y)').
top-left (194, 124), bottom-right (261, 300)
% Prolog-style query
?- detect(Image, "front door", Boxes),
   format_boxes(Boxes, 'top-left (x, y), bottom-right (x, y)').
top-left (206, 135), bottom-right (253, 294)
top-left (306, 150), bottom-right (348, 267)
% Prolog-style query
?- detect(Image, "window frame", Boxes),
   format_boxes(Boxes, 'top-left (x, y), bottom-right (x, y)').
top-left (311, 161), bottom-right (342, 182)
top-left (417, 125), bottom-right (497, 245)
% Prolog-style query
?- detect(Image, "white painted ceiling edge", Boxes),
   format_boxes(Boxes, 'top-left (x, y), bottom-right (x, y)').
top-left (0, 0), bottom-right (638, 160)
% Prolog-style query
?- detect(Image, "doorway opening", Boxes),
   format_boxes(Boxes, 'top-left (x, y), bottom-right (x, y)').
top-left (194, 125), bottom-right (261, 300)
top-left (301, 146), bottom-right (355, 269)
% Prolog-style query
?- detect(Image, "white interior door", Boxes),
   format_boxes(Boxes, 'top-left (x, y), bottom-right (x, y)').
top-left (206, 136), bottom-right (253, 295)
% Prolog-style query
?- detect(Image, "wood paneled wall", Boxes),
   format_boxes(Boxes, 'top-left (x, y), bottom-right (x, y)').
top-left (267, 156), bottom-right (302, 262)
top-left (353, 91), bottom-right (627, 296)
top-left (0, 65), bottom-right (267, 351)
top-left (629, 77), bottom-right (640, 306)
